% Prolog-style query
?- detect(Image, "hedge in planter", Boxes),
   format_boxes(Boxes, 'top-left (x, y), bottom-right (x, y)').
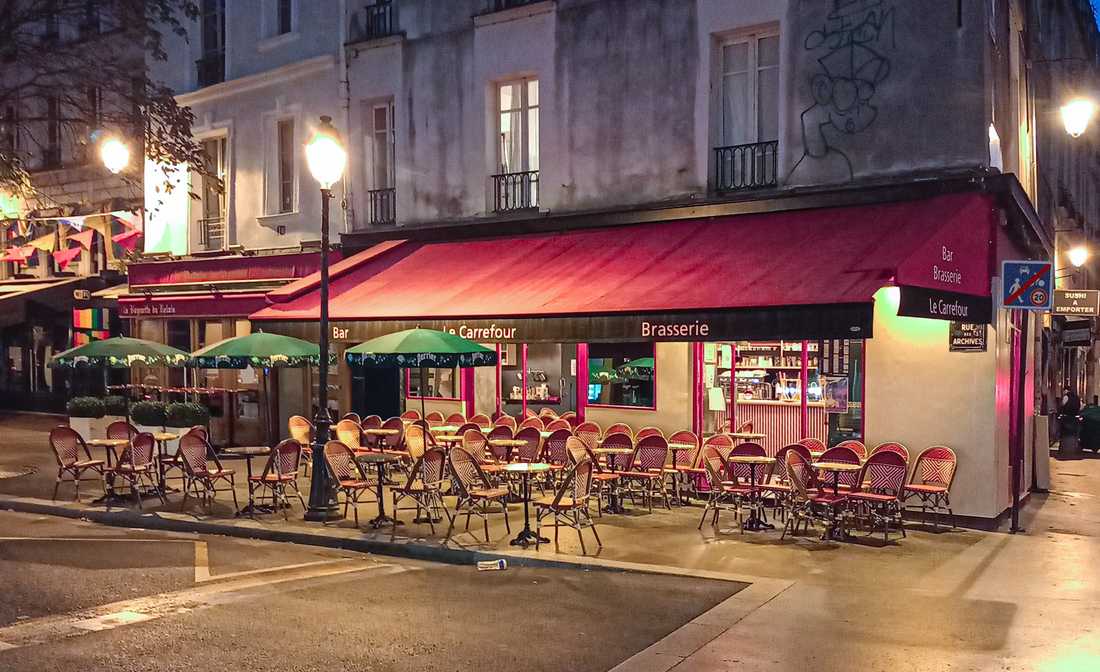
top-left (103, 395), bottom-right (129, 417)
top-left (166, 402), bottom-right (210, 428)
top-left (130, 401), bottom-right (167, 427)
top-left (67, 397), bottom-right (105, 418)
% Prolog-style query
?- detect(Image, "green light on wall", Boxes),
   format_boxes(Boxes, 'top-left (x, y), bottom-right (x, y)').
top-left (875, 286), bottom-right (945, 344)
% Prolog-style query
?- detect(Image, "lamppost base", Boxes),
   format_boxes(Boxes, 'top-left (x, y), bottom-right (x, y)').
top-left (304, 505), bottom-right (343, 522)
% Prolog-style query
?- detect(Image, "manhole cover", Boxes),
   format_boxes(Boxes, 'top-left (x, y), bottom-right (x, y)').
top-left (0, 466), bottom-right (35, 479)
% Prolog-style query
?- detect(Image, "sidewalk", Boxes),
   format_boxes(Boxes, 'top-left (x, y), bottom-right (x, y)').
top-left (5, 413), bottom-right (1100, 670)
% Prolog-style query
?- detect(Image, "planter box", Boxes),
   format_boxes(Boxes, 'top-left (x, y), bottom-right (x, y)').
top-left (68, 416), bottom-right (107, 442)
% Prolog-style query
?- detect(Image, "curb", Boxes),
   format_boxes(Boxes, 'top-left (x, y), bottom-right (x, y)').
top-left (0, 496), bottom-right (679, 577)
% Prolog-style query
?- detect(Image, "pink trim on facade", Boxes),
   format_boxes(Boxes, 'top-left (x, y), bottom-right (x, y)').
top-left (462, 368), bottom-right (475, 417)
top-left (521, 344), bottom-right (528, 417)
top-left (800, 340), bottom-right (809, 438)
top-left (495, 343), bottom-right (502, 418)
top-left (576, 343), bottom-right (588, 423)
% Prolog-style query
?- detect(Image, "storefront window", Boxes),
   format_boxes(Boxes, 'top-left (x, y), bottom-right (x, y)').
top-left (407, 367), bottom-right (459, 400)
top-left (825, 339), bottom-right (864, 446)
top-left (587, 342), bottom-right (655, 409)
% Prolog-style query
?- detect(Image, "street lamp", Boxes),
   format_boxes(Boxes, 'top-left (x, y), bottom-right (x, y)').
top-left (99, 137), bottom-right (130, 174)
top-left (1068, 245), bottom-right (1089, 268)
top-left (1061, 98), bottom-right (1096, 138)
top-left (303, 115), bottom-right (346, 522)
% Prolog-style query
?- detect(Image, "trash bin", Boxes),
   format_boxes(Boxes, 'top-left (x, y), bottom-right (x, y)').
top-left (1079, 405), bottom-right (1100, 452)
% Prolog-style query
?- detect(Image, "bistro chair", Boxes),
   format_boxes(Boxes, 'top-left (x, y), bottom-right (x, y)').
top-left (106, 420), bottom-right (138, 441)
top-left (904, 446), bottom-right (958, 529)
top-left (470, 413), bottom-right (492, 429)
top-left (335, 418), bottom-right (363, 452)
top-left (567, 436), bottom-right (618, 517)
top-left (107, 432), bottom-right (166, 510)
top-left (835, 439), bottom-right (868, 460)
top-left (487, 424), bottom-right (515, 463)
top-left (734, 420), bottom-right (753, 434)
top-left (323, 440), bottom-right (376, 528)
top-left (621, 434), bottom-right (671, 512)
top-left (494, 415), bottom-right (517, 431)
top-left (635, 426), bottom-right (664, 440)
top-left (341, 412), bottom-right (362, 424)
top-left (178, 431), bottom-right (237, 514)
top-left (425, 411), bottom-right (445, 426)
top-left (780, 450), bottom-right (847, 541)
top-left (600, 431), bottom-right (635, 472)
top-left (543, 428), bottom-right (574, 483)
top-left (392, 446), bottom-right (451, 539)
top-left (560, 411), bottom-right (578, 427)
top-left (160, 425), bottom-right (204, 488)
top-left (446, 446), bottom-right (511, 544)
top-left (848, 450), bottom-right (908, 542)
top-left (403, 424), bottom-right (432, 462)
top-left (535, 460), bottom-right (601, 553)
top-left (870, 442), bottom-right (910, 462)
top-left (815, 446), bottom-right (862, 492)
top-left (798, 437), bottom-right (827, 455)
top-left (668, 429), bottom-right (701, 502)
top-left (455, 422), bottom-right (484, 440)
top-left (574, 421), bottom-right (602, 450)
top-left (49, 426), bottom-right (105, 501)
top-left (248, 439), bottom-right (306, 519)
top-left (288, 415), bottom-right (314, 473)
top-left (522, 408), bottom-right (538, 419)
top-left (605, 422), bottom-right (633, 439)
top-left (518, 416), bottom-right (545, 431)
top-left (538, 407), bottom-right (558, 419)
top-left (379, 416), bottom-right (406, 454)
top-left (400, 410), bottom-right (421, 421)
top-left (725, 442), bottom-right (769, 533)
top-left (512, 426), bottom-right (543, 463)
top-left (759, 444), bottom-right (804, 518)
top-left (362, 414), bottom-right (383, 429)
top-left (697, 445), bottom-right (750, 531)
top-left (545, 418), bottom-right (572, 432)
top-left (463, 428), bottom-right (504, 473)
top-left (446, 412), bottom-right (467, 425)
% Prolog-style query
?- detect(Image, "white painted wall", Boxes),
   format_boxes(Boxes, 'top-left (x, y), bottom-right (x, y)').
top-left (586, 342), bottom-right (692, 436)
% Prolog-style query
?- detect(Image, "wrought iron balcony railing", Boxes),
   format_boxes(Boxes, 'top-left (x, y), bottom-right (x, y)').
top-left (368, 187), bottom-right (396, 226)
top-left (713, 140), bottom-right (778, 193)
top-left (196, 51), bottom-right (225, 88)
top-left (350, 0), bottom-right (397, 42)
top-left (491, 170), bottom-right (539, 213)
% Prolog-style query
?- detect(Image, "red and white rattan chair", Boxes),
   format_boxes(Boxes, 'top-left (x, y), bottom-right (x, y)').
top-left (620, 434), bottom-right (672, 512)
top-left (574, 421), bottom-right (602, 450)
top-left (392, 446), bottom-right (451, 539)
top-left (870, 441), bottom-right (910, 462)
top-left (446, 446), bottom-right (510, 544)
top-left (904, 445), bottom-right (957, 529)
top-left (487, 424), bottom-right (515, 463)
top-left (542, 428), bottom-right (574, 483)
top-left (798, 437), bottom-right (827, 455)
top-left (400, 410), bottom-right (421, 421)
top-left (635, 426), bottom-right (664, 440)
top-left (567, 436), bottom-right (618, 516)
top-left (49, 426), bottom-right (105, 501)
top-left (446, 412), bottom-right (467, 425)
top-left (178, 431), bottom-right (238, 513)
top-left (425, 411), bottom-right (445, 427)
top-left (848, 450), bottom-right (908, 541)
top-left (469, 413), bottom-right (492, 429)
top-left (494, 415), bottom-right (517, 431)
top-left (605, 423), bottom-right (633, 439)
top-left (334, 418), bottom-right (363, 453)
top-left (534, 459), bottom-right (601, 554)
top-left (781, 450), bottom-right (847, 541)
top-left (323, 440), bottom-right (376, 528)
top-left (545, 418), bottom-right (572, 432)
top-left (106, 420), bottom-right (138, 441)
top-left (835, 439), bottom-right (868, 460)
top-left (107, 432), bottom-right (166, 509)
top-left (518, 416), bottom-right (545, 431)
top-left (815, 445), bottom-right (862, 491)
top-left (696, 445), bottom-right (750, 531)
top-left (248, 439), bottom-right (306, 519)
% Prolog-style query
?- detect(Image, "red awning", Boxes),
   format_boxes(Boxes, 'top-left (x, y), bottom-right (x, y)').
top-left (252, 193), bottom-right (996, 340)
top-left (120, 292), bottom-right (269, 319)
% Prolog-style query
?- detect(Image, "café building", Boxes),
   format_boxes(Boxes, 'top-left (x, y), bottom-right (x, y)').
top-left (251, 180), bottom-right (1047, 526)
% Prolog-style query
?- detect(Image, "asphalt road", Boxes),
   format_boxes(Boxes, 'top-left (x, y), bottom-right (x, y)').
top-left (0, 511), bottom-right (743, 672)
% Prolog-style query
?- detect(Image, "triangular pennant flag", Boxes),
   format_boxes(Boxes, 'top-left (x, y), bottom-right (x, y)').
top-left (60, 216), bottom-right (86, 231)
top-left (16, 220), bottom-right (30, 237)
top-left (27, 232), bottom-right (56, 252)
top-left (112, 228), bottom-right (142, 251)
top-left (0, 246), bottom-right (33, 263)
top-left (71, 228), bottom-right (96, 250)
top-left (112, 209), bottom-right (143, 231)
top-left (53, 246), bottom-right (83, 269)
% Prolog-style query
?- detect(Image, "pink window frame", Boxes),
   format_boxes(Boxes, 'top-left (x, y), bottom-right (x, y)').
top-left (585, 342), bottom-right (658, 411)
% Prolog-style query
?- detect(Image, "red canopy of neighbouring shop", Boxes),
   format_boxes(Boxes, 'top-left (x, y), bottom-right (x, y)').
top-left (252, 193), bottom-right (996, 333)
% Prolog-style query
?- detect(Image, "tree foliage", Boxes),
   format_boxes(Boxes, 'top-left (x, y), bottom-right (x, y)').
top-left (0, 0), bottom-right (204, 200)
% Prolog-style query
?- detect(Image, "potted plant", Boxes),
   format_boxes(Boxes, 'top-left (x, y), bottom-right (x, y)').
top-left (166, 402), bottom-right (210, 430)
top-left (131, 400), bottom-right (167, 436)
top-left (102, 395), bottom-right (129, 425)
top-left (67, 396), bottom-right (105, 440)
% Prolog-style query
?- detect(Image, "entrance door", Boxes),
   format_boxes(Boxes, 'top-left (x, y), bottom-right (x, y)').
top-left (353, 367), bottom-right (401, 420)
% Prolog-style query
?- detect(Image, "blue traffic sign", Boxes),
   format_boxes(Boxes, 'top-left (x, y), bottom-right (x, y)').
top-left (1002, 260), bottom-right (1053, 310)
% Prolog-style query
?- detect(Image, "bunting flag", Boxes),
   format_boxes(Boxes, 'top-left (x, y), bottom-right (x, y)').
top-left (112, 228), bottom-right (142, 251)
top-left (60, 216), bottom-right (86, 231)
top-left (83, 215), bottom-right (115, 262)
top-left (112, 210), bottom-right (143, 231)
top-left (53, 246), bottom-right (83, 270)
top-left (0, 246), bottom-right (33, 263)
top-left (71, 228), bottom-right (96, 250)
top-left (27, 232), bottom-right (57, 252)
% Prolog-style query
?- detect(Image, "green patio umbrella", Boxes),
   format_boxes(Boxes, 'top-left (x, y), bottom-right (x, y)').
top-left (49, 337), bottom-right (191, 418)
top-left (188, 332), bottom-right (331, 447)
top-left (616, 357), bottom-right (655, 381)
top-left (345, 328), bottom-right (498, 417)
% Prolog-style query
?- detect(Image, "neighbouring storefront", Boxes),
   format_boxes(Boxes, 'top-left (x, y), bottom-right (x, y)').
top-left (118, 249), bottom-right (334, 447)
top-left (251, 188), bottom-right (1046, 525)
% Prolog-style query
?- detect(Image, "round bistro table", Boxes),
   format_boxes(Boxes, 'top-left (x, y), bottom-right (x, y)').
top-left (357, 452), bottom-right (403, 529)
top-left (728, 454), bottom-right (776, 530)
top-left (504, 462), bottom-right (551, 547)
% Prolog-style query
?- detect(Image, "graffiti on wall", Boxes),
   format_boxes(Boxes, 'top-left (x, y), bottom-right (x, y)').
top-left (789, 0), bottom-right (896, 182)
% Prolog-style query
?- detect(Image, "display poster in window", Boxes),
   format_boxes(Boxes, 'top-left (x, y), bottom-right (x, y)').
top-left (819, 339), bottom-right (850, 376)
top-left (718, 344), bottom-right (732, 368)
top-left (824, 377), bottom-right (849, 414)
top-left (238, 366), bottom-right (257, 385)
top-left (948, 322), bottom-right (987, 352)
top-left (704, 364), bottom-right (716, 388)
top-left (707, 386), bottom-right (727, 412)
top-left (703, 343), bottom-right (717, 364)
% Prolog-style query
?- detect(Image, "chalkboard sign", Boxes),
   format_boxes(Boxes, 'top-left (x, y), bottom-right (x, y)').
top-left (948, 322), bottom-right (987, 352)
top-left (819, 339), bottom-right (850, 376)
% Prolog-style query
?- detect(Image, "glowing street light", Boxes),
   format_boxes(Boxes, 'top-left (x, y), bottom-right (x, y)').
top-left (303, 115), bottom-right (345, 523)
top-left (1068, 245), bottom-right (1089, 268)
top-left (1061, 98), bottom-right (1096, 138)
top-left (99, 137), bottom-right (130, 174)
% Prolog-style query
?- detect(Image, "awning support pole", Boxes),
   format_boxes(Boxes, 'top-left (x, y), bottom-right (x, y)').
top-left (800, 340), bottom-right (809, 439)
top-left (521, 343), bottom-right (528, 417)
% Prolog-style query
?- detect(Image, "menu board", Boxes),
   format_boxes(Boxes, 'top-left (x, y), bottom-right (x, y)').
top-left (819, 339), bottom-right (850, 376)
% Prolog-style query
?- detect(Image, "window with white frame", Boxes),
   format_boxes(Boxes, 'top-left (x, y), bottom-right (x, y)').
top-left (264, 116), bottom-right (297, 215)
top-left (200, 136), bottom-right (227, 250)
top-left (718, 32), bottom-right (779, 147)
top-left (497, 77), bottom-right (539, 175)
top-left (369, 101), bottom-right (395, 190)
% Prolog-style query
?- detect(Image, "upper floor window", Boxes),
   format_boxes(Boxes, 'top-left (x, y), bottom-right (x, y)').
top-left (277, 0), bottom-right (293, 34)
top-left (365, 100), bottom-right (396, 226)
top-left (200, 137), bottom-right (227, 251)
top-left (44, 96), bottom-right (61, 169)
top-left (264, 115), bottom-right (297, 215)
top-left (1, 106), bottom-right (18, 155)
top-left (42, 1), bottom-right (60, 43)
top-left (493, 77), bottom-right (539, 212)
top-left (198, 0), bottom-right (226, 87)
top-left (714, 31), bottom-right (779, 192)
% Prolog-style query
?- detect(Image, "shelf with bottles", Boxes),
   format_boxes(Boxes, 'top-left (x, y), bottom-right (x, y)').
top-left (735, 340), bottom-right (819, 369)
